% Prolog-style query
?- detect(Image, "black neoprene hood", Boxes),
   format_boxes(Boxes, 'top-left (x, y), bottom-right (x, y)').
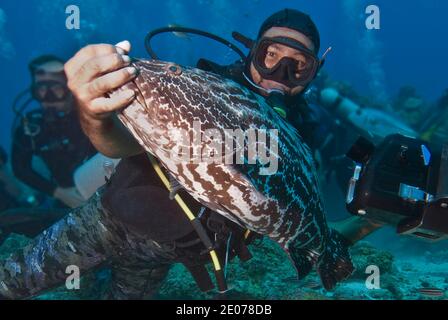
top-left (257, 8), bottom-right (321, 54)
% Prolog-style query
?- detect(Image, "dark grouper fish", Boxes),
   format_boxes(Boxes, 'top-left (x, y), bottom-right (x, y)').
top-left (113, 59), bottom-right (354, 290)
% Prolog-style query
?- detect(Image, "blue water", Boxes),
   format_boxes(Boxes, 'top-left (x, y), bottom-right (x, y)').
top-left (0, 0), bottom-right (447, 270)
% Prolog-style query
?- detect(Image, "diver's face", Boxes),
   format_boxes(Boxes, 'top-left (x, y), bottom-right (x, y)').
top-left (250, 27), bottom-right (315, 96)
top-left (32, 61), bottom-right (73, 113)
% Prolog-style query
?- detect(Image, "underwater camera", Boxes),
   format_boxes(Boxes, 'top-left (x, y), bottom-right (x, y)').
top-left (346, 134), bottom-right (448, 241)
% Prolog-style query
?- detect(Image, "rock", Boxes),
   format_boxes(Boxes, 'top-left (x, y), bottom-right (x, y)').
top-left (349, 241), bottom-right (395, 279)
top-left (332, 281), bottom-right (394, 300)
top-left (158, 238), bottom-right (299, 300)
top-left (2, 233), bottom-right (445, 300)
top-left (424, 249), bottom-right (448, 264)
top-left (381, 274), bottom-right (406, 299)
top-left (399, 262), bottom-right (415, 272)
top-left (0, 234), bottom-right (30, 259)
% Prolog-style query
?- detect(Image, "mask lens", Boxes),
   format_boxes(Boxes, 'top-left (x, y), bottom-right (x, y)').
top-left (50, 83), bottom-right (67, 99)
top-left (253, 37), bottom-right (319, 87)
top-left (32, 81), bottom-right (68, 102)
top-left (295, 55), bottom-right (316, 79)
top-left (261, 42), bottom-right (313, 70)
top-left (33, 84), bottom-right (49, 100)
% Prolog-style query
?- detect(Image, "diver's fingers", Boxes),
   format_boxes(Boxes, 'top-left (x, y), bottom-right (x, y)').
top-left (65, 42), bottom-right (131, 80)
top-left (90, 90), bottom-right (136, 115)
top-left (115, 40), bottom-right (131, 54)
top-left (73, 53), bottom-right (133, 86)
top-left (83, 66), bottom-right (138, 99)
top-left (66, 44), bottom-right (117, 77)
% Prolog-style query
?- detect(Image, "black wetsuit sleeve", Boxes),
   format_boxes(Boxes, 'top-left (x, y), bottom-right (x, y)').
top-left (11, 129), bottom-right (57, 196)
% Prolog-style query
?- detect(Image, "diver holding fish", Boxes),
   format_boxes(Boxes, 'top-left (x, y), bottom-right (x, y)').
top-left (0, 9), bottom-right (383, 299)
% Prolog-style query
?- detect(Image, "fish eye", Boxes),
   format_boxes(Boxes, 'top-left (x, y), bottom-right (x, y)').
top-left (165, 63), bottom-right (182, 76)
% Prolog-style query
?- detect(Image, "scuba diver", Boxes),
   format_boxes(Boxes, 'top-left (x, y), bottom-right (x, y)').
top-left (0, 9), bottom-right (380, 300)
top-left (11, 55), bottom-right (97, 209)
top-left (0, 56), bottom-right (97, 245)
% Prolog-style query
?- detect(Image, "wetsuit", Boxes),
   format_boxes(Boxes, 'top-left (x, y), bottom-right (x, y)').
top-left (0, 147), bottom-right (17, 212)
top-left (11, 109), bottom-right (97, 196)
top-left (0, 60), bottom-right (324, 300)
top-left (0, 143), bottom-right (73, 245)
top-left (1, 109), bottom-right (96, 243)
top-left (0, 183), bottom-right (18, 213)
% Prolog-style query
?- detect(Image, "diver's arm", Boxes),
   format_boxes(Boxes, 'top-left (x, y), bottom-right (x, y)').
top-left (0, 165), bottom-right (22, 200)
top-left (78, 111), bottom-right (143, 159)
top-left (330, 216), bottom-right (385, 245)
top-left (11, 133), bottom-right (57, 196)
top-left (65, 41), bottom-right (142, 159)
top-left (11, 130), bottom-right (84, 207)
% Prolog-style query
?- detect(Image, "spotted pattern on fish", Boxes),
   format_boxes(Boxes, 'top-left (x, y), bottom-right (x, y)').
top-left (115, 59), bottom-right (354, 289)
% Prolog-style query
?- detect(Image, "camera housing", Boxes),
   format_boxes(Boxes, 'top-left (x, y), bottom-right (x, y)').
top-left (346, 134), bottom-right (448, 241)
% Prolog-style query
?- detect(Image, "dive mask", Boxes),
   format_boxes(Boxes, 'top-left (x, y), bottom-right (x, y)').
top-left (251, 36), bottom-right (326, 88)
top-left (31, 80), bottom-right (69, 103)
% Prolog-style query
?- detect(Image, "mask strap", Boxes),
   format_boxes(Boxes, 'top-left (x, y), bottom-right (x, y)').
top-left (232, 31), bottom-right (255, 49)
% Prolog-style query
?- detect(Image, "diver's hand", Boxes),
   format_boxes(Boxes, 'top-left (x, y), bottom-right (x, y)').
top-left (53, 187), bottom-right (84, 208)
top-left (65, 41), bottom-right (138, 120)
top-left (64, 41), bottom-right (144, 158)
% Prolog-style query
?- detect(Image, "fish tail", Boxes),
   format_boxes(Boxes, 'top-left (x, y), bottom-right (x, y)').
top-left (288, 247), bottom-right (318, 281)
top-left (316, 229), bottom-right (354, 290)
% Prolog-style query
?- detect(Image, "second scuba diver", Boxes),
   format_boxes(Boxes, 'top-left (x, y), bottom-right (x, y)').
top-left (11, 55), bottom-right (97, 209)
top-left (0, 56), bottom-right (99, 245)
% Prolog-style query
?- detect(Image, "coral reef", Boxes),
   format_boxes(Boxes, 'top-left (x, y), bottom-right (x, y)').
top-left (350, 241), bottom-right (395, 279)
top-left (0, 234), bottom-right (446, 300)
top-left (391, 86), bottom-right (428, 129)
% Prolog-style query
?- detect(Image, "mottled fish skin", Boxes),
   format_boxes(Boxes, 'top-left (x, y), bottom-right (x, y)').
top-left (115, 59), bottom-right (333, 260)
